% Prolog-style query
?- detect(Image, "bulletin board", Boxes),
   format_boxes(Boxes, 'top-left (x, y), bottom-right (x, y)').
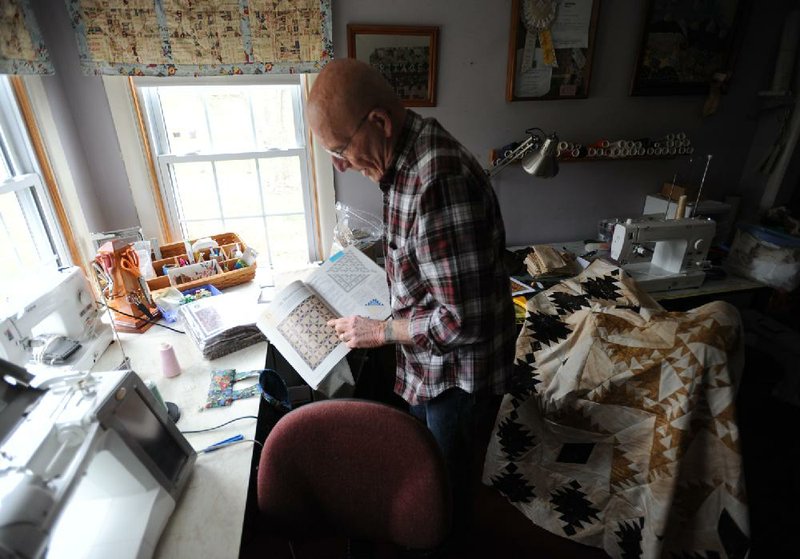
top-left (505, 0), bottom-right (600, 101)
top-left (630, 0), bottom-right (748, 96)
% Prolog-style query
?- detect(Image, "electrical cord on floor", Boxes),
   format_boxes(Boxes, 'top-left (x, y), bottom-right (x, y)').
top-left (180, 415), bottom-right (259, 434)
top-left (101, 304), bottom-right (186, 334)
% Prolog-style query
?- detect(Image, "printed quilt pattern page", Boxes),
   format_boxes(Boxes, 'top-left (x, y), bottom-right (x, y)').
top-left (257, 280), bottom-right (348, 389)
top-left (307, 245), bottom-right (390, 320)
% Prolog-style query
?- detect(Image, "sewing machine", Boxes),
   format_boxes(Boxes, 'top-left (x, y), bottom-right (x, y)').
top-left (0, 267), bottom-right (113, 378)
top-left (610, 217), bottom-right (716, 292)
top-left (0, 363), bottom-right (196, 559)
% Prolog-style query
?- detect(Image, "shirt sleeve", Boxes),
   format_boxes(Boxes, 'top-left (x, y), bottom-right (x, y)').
top-left (408, 176), bottom-right (502, 355)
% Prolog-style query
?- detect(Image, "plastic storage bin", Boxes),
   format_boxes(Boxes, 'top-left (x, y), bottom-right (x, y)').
top-left (158, 284), bottom-right (222, 323)
top-left (725, 224), bottom-right (800, 291)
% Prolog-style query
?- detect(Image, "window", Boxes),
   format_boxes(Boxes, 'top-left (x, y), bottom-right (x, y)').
top-left (0, 77), bottom-right (68, 292)
top-left (136, 77), bottom-right (319, 271)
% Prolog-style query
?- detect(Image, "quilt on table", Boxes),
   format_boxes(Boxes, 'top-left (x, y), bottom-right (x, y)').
top-left (483, 260), bottom-right (749, 558)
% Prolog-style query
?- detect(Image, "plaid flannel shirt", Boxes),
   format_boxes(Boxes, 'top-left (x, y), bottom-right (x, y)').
top-left (379, 111), bottom-right (516, 405)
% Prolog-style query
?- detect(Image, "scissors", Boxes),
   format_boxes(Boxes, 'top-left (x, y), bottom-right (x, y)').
top-left (119, 249), bottom-right (153, 306)
top-left (119, 248), bottom-right (140, 278)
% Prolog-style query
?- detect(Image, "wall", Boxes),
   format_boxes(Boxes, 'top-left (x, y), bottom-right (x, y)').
top-left (29, 0), bottom-right (798, 246)
top-left (332, 0), bottom-right (796, 245)
top-left (31, 0), bottom-right (139, 233)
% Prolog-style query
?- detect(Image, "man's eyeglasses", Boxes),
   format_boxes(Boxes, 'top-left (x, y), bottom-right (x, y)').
top-left (325, 109), bottom-right (372, 161)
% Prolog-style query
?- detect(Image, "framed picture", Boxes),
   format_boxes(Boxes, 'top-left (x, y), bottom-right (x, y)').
top-left (347, 24), bottom-right (439, 107)
top-left (630, 0), bottom-right (749, 96)
top-left (505, 0), bottom-right (601, 101)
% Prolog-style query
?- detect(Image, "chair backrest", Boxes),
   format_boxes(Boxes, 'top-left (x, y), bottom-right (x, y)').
top-left (257, 399), bottom-right (451, 549)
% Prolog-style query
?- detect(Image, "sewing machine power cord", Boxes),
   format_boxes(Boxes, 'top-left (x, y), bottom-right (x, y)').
top-left (180, 415), bottom-right (259, 434)
top-left (101, 304), bottom-right (185, 334)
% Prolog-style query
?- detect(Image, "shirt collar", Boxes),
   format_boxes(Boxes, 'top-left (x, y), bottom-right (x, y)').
top-left (379, 110), bottom-right (423, 192)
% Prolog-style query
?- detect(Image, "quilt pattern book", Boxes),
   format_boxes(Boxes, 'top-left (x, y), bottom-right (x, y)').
top-left (483, 260), bottom-right (749, 558)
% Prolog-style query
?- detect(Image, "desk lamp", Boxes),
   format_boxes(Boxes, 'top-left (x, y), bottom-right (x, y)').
top-left (487, 128), bottom-right (559, 179)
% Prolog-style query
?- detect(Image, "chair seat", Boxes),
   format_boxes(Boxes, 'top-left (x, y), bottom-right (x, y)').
top-left (257, 399), bottom-right (451, 552)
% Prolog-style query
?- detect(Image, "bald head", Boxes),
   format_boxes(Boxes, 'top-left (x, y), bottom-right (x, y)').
top-left (308, 58), bottom-right (405, 141)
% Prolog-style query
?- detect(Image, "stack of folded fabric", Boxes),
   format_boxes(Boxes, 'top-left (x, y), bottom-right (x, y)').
top-left (179, 291), bottom-right (265, 360)
top-left (524, 244), bottom-right (580, 279)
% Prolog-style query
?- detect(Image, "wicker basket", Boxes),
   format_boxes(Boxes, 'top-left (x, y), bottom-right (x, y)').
top-left (146, 232), bottom-right (256, 295)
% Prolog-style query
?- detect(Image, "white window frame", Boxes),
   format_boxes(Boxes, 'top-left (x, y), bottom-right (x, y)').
top-left (0, 174), bottom-right (61, 269)
top-left (134, 75), bottom-right (321, 266)
top-left (0, 77), bottom-right (70, 274)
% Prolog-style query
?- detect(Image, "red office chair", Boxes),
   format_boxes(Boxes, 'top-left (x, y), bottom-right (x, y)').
top-left (257, 399), bottom-right (451, 558)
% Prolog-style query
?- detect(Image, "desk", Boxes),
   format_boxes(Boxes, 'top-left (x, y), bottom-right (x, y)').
top-left (509, 242), bottom-right (768, 309)
top-left (649, 273), bottom-right (767, 311)
top-left (92, 278), bottom-right (268, 559)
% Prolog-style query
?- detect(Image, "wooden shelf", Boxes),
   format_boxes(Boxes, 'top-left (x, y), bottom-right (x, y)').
top-left (488, 148), bottom-right (687, 167)
top-left (558, 155), bottom-right (686, 163)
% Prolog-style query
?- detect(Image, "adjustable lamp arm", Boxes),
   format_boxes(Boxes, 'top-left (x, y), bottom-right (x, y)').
top-left (488, 135), bottom-right (540, 177)
top-left (486, 127), bottom-right (558, 178)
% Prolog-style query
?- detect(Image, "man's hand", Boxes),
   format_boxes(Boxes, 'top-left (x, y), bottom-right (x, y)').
top-left (327, 316), bottom-right (385, 348)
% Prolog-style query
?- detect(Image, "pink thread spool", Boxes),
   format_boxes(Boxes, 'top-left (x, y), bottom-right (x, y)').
top-left (160, 342), bottom-right (181, 378)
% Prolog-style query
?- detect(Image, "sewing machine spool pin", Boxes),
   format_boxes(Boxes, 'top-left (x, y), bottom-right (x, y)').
top-left (665, 172), bottom-right (678, 219)
top-left (693, 154), bottom-right (713, 212)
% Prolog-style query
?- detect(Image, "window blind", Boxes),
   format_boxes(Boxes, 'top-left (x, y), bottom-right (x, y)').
top-left (0, 0), bottom-right (53, 75)
top-left (66, 0), bottom-right (332, 77)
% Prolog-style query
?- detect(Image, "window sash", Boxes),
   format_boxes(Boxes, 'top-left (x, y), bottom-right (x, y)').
top-left (157, 155), bottom-right (311, 268)
top-left (0, 173), bottom-right (61, 274)
top-left (0, 77), bottom-right (68, 276)
top-left (137, 78), bottom-right (320, 265)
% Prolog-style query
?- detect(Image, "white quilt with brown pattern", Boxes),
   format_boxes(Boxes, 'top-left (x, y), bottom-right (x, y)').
top-left (483, 260), bottom-right (749, 558)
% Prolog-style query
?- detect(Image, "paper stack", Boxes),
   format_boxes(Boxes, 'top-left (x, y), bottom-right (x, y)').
top-left (179, 291), bottom-right (265, 360)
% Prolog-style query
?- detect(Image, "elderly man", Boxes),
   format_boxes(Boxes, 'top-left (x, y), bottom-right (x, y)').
top-left (308, 58), bottom-right (515, 534)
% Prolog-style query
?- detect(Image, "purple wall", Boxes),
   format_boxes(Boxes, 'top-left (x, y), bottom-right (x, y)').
top-left (332, 0), bottom-right (796, 245)
top-left (31, 0), bottom-right (797, 244)
top-left (32, 0), bottom-right (139, 232)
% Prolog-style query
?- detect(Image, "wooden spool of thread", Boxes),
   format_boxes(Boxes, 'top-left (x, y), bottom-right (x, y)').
top-left (675, 195), bottom-right (688, 219)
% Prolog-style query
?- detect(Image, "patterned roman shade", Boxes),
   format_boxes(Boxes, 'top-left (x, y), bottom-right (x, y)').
top-left (66, 0), bottom-right (332, 76)
top-left (0, 0), bottom-right (53, 75)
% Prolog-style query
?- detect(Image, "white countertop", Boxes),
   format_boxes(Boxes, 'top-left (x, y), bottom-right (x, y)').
top-left (509, 241), bottom-right (764, 300)
top-left (92, 278), bottom-right (269, 559)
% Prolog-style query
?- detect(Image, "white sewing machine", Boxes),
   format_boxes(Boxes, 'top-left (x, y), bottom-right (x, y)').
top-left (0, 267), bottom-right (113, 377)
top-left (0, 364), bottom-right (196, 559)
top-left (610, 217), bottom-right (716, 292)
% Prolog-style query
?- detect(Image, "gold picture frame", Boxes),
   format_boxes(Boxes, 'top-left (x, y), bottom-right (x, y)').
top-left (347, 24), bottom-right (439, 107)
top-left (505, 0), bottom-right (600, 101)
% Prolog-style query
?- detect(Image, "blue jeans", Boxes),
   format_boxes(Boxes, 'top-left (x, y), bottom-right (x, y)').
top-left (410, 388), bottom-right (500, 534)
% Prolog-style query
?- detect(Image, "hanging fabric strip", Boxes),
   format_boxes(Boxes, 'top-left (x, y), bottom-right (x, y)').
top-left (65, 0), bottom-right (332, 77)
top-left (0, 0), bottom-right (53, 75)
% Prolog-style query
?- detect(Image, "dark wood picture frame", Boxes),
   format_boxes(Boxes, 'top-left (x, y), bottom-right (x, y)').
top-left (505, 0), bottom-right (601, 101)
top-left (630, 0), bottom-right (749, 96)
top-left (347, 24), bottom-right (439, 107)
